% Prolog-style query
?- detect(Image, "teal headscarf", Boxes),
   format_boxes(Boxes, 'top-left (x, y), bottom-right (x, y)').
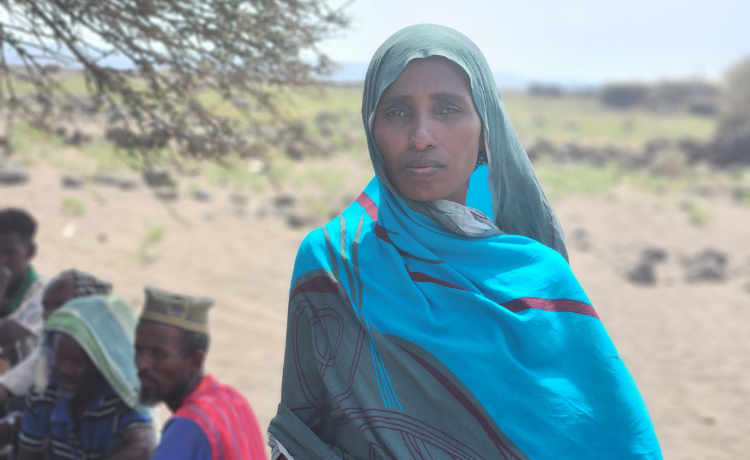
top-left (45, 294), bottom-right (141, 407)
top-left (363, 24), bottom-right (568, 259)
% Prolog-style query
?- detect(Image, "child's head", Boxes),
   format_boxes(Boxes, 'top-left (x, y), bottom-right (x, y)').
top-left (0, 208), bottom-right (38, 287)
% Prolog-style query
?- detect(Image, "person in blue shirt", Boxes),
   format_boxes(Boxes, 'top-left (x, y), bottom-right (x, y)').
top-left (17, 295), bottom-right (155, 460)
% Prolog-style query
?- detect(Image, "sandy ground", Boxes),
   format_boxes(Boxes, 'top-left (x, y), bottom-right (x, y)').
top-left (2, 158), bottom-right (749, 459)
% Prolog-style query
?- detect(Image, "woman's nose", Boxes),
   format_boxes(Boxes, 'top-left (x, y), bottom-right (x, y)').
top-left (408, 114), bottom-right (437, 151)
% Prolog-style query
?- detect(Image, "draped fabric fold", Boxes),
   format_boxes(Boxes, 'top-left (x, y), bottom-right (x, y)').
top-left (269, 24), bottom-right (661, 460)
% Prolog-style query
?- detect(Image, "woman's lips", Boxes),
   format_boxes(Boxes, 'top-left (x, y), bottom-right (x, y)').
top-left (402, 159), bottom-right (444, 177)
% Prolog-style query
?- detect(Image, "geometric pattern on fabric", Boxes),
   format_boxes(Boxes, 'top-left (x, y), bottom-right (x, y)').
top-left (274, 269), bottom-right (529, 460)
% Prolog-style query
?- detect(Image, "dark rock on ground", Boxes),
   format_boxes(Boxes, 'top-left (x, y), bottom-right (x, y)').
top-left (627, 262), bottom-right (658, 285)
top-left (91, 174), bottom-right (137, 190)
top-left (0, 167), bottom-right (29, 185)
top-left (191, 190), bottom-right (212, 202)
top-left (105, 127), bottom-right (171, 150)
top-left (569, 227), bottom-right (592, 252)
top-left (153, 186), bottom-right (177, 201)
top-left (286, 212), bottom-right (313, 229)
top-left (61, 174), bottom-right (85, 189)
top-left (92, 173), bottom-right (120, 186)
top-left (273, 194), bottom-right (296, 209)
top-left (64, 130), bottom-right (93, 146)
top-left (683, 248), bottom-right (728, 282)
top-left (641, 247), bottom-right (668, 264)
top-left (116, 178), bottom-right (138, 190)
top-left (626, 247), bottom-right (668, 285)
top-left (143, 169), bottom-right (174, 188)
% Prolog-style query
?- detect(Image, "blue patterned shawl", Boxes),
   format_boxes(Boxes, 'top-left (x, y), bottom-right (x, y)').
top-left (268, 24), bottom-right (661, 460)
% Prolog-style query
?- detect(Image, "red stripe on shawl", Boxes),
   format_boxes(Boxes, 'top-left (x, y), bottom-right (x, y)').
top-left (502, 297), bottom-right (598, 319)
top-left (374, 224), bottom-right (392, 243)
top-left (175, 374), bottom-right (266, 460)
top-left (291, 275), bottom-right (339, 299)
top-left (405, 264), bottom-right (468, 291)
top-left (356, 192), bottom-right (378, 221)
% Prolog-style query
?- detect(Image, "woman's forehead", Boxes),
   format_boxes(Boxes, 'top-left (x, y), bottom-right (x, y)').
top-left (377, 56), bottom-right (474, 109)
top-left (388, 57), bottom-right (470, 92)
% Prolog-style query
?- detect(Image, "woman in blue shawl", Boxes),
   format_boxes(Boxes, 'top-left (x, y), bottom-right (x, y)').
top-left (268, 24), bottom-right (662, 460)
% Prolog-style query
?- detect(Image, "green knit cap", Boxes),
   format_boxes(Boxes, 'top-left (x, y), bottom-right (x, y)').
top-left (140, 286), bottom-right (213, 334)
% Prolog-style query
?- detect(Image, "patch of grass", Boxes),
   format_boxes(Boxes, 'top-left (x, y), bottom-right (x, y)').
top-left (304, 196), bottom-right (334, 220)
top-left (81, 142), bottom-right (137, 172)
top-left (60, 198), bottom-right (85, 217)
top-left (8, 122), bottom-right (64, 158)
top-left (305, 166), bottom-right (346, 193)
top-left (48, 155), bottom-right (90, 173)
top-left (735, 188), bottom-right (750, 205)
top-left (684, 201), bottom-right (711, 227)
top-left (267, 158), bottom-right (294, 185)
top-left (137, 224), bottom-right (166, 264)
top-left (536, 162), bottom-right (620, 197)
top-left (141, 224), bottom-right (166, 246)
top-left (501, 93), bottom-right (717, 147)
top-left (622, 170), bottom-right (684, 195)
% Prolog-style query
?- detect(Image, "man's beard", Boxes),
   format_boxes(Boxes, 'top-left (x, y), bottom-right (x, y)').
top-left (138, 386), bottom-right (161, 407)
top-left (138, 376), bottom-right (191, 408)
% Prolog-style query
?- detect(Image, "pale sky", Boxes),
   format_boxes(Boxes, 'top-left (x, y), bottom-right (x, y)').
top-left (321, 0), bottom-right (750, 84)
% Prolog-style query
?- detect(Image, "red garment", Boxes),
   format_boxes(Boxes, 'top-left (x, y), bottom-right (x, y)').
top-left (175, 374), bottom-right (266, 460)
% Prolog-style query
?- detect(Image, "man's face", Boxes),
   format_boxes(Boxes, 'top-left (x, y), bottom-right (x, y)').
top-left (42, 274), bottom-right (76, 321)
top-left (135, 319), bottom-right (196, 406)
top-left (53, 333), bottom-right (99, 395)
top-left (0, 232), bottom-right (34, 287)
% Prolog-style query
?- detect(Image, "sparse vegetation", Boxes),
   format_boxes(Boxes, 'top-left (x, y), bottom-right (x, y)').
top-left (60, 197), bottom-right (85, 217)
top-left (684, 201), bottom-right (711, 227)
top-left (536, 163), bottom-right (620, 198)
top-left (137, 224), bottom-right (167, 264)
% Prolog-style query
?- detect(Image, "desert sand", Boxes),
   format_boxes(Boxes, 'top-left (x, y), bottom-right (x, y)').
top-left (2, 156), bottom-right (749, 460)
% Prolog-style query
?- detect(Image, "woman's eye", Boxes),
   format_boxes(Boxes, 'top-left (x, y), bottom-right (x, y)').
top-left (386, 109), bottom-right (407, 117)
top-left (438, 107), bottom-right (460, 115)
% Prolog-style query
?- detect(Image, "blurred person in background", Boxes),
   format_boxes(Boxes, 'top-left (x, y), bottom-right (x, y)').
top-left (267, 24), bottom-right (662, 460)
top-left (0, 209), bottom-right (46, 382)
top-left (135, 287), bottom-right (266, 460)
top-left (0, 269), bottom-right (112, 412)
top-left (0, 269), bottom-right (112, 457)
top-left (16, 295), bottom-right (154, 460)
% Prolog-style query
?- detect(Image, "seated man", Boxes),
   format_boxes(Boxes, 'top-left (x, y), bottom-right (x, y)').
top-left (0, 209), bottom-right (46, 375)
top-left (17, 295), bottom-right (154, 460)
top-left (0, 269), bottom-right (112, 410)
top-left (135, 287), bottom-right (266, 460)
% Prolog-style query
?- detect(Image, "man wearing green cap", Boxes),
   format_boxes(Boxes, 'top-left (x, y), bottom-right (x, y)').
top-left (134, 287), bottom-right (266, 460)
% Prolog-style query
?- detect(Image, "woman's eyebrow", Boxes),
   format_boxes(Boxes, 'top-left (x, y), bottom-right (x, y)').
top-left (431, 92), bottom-right (469, 104)
top-left (379, 94), bottom-right (412, 107)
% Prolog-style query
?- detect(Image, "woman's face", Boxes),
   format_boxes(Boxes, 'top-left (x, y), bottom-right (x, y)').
top-left (372, 56), bottom-right (483, 205)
